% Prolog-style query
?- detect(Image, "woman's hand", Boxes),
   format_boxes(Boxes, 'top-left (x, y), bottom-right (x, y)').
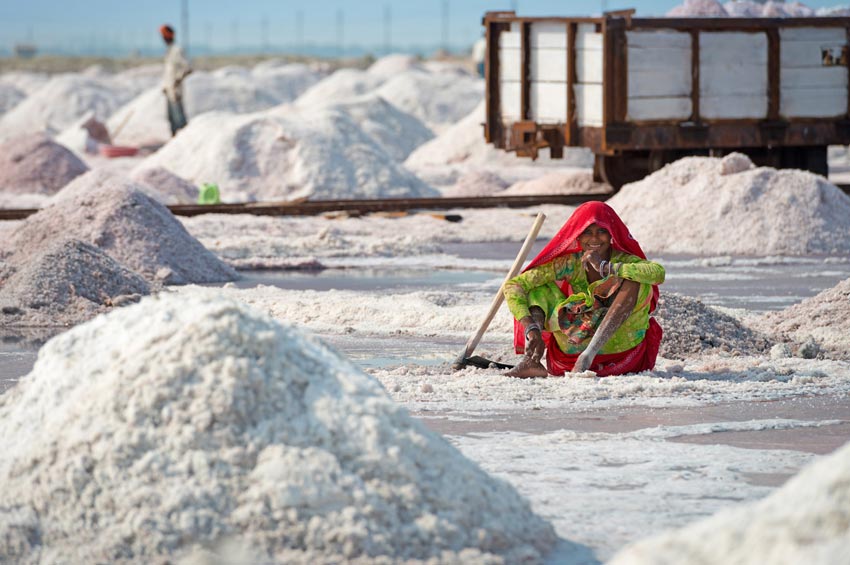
top-left (525, 327), bottom-right (545, 363)
top-left (581, 250), bottom-right (603, 274)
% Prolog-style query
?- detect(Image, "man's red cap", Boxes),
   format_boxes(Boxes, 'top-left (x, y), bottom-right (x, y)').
top-left (160, 25), bottom-right (175, 41)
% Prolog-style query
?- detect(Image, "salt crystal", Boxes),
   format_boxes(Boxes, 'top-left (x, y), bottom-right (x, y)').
top-left (0, 293), bottom-right (557, 563)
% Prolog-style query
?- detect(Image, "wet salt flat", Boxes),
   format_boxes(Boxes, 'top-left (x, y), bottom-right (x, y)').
top-left (2, 50), bottom-right (850, 562)
top-left (4, 252), bottom-right (849, 385)
top-left (3, 252), bottom-right (850, 383)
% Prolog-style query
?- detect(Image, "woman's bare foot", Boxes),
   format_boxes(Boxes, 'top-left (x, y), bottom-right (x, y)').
top-left (505, 356), bottom-right (550, 378)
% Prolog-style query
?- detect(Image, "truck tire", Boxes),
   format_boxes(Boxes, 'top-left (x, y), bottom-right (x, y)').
top-left (594, 152), bottom-right (651, 190)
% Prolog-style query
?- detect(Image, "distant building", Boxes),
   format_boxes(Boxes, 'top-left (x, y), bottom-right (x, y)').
top-left (13, 43), bottom-right (38, 58)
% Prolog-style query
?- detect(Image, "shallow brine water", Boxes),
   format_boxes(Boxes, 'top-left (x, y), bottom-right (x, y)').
top-left (2, 251), bottom-right (849, 387)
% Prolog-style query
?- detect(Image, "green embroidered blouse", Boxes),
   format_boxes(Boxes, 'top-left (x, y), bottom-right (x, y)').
top-left (504, 251), bottom-right (665, 355)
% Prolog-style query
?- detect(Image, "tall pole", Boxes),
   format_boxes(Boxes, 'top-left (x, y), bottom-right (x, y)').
top-left (181, 0), bottom-right (189, 53)
top-left (383, 4), bottom-right (392, 55)
top-left (296, 10), bottom-right (304, 54)
top-left (204, 21), bottom-right (212, 54)
top-left (231, 19), bottom-right (239, 53)
top-left (336, 9), bottom-right (344, 58)
top-left (441, 0), bottom-right (449, 53)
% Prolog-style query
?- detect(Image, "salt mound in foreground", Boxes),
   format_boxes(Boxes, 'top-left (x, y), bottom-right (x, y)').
top-left (0, 239), bottom-right (149, 327)
top-left (756, 277), bottom-right (850, 360)
top-left (655, 293), bottom-right (771, 359)
top-left (140, 109), bottom-right (437, 202)
top-left (0, 294), bottom-right (557, 564)
top-left (609, 439), bottom-right (850, 565)
top-left (0, 133), bottom-right (88, 194)
top-left (9, 170), bottom-right (238, 285)
top-left (608, 154), bottom-right (850, 255)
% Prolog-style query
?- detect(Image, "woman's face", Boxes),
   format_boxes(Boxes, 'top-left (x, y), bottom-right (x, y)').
top-left (578, 223), bottom-right (612, 257)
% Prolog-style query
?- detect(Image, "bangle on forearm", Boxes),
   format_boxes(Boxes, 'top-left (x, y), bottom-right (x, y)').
top-left (525, 323), bottom-right (541, 339)
top-left (598, 260), bottom-right (607, 276)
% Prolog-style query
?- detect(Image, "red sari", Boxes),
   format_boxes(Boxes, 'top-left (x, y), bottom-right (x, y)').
top-left (513, 201), bottom-right (662, 376)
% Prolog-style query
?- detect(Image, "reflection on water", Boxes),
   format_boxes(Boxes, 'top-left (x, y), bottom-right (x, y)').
top-left (0, 328), bottom-right (64, 394)
top-left (212, 267), bottom-right (498, 293)
top-left (657, 254), bottom-right (850, 312)
top-left (2, 250), bottom-right (849, 392)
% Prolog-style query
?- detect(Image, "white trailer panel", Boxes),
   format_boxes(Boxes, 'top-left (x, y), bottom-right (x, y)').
top-left (531, 47), bottom-right (567, 82)
top-left (576, 26), bottom-right (603, 127)
top-left (499, 28), bottom-right (522, 123)
top-left (576, 83), bottom-right (603, 126)
top-left (702, 94), bottom-right (767, 119)
top-left (628, 97), bottom-right (693, 121)
top-left (782, 88), bottom-right (846, 117)
top-left (780, 27), bottom-right (848, 118)
top-left (531, 82), bottom-right (568, 123)
top-left (530, 22), bottom-right (568, 48)
top-left (700, 32), bottom-right (768, 119)
top-left (500, 81), bottom-right (522, 122)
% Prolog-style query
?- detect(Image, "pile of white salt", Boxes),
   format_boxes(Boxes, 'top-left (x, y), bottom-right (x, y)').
top-left (139, 108), bottom-right (437, 202)
top-left (0, 74), bottom-right (137, 140)
top-left (655, 293), bottom-right (772, 359)
top-left (755, 276), bottom-right (850, 360)
top-left (108, 62), bottom-right (325, 146)
top-left (0, 133), bottom-right (88, 195)
top-left (295, 93), bottom-right (434, 162)
top-left (130, 166), bottom-right (199, 204)
top-left (609, 438), bottom-right (850, 565)
top-left (0, 294), bottom-right (557, 564)
top-left (373, 69), bottom-right (483, 133)
top-left (0, 239), bottom-right (149, 327)
top-left (8, 170), bottom-right (237, 285)
top-left (609, 153), bottom-right (850, 255)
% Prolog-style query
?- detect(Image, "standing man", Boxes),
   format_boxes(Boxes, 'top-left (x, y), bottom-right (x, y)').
top-left (160, 24), bottom-right (192, 136)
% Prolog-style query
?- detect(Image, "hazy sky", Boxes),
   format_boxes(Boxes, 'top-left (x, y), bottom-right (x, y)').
top-left (0, 0), bottom-right (846, 55)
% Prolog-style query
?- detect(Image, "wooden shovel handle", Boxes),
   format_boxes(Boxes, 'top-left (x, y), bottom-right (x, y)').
top-left (452, 212), bottom-right (547, 370)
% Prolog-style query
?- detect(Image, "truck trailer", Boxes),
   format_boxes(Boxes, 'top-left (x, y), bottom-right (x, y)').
top-left (482, 10), bottom-right (850, 188)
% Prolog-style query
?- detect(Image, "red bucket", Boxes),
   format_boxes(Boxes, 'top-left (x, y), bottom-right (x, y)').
top-left (99, 144), bottom-right (139, 158)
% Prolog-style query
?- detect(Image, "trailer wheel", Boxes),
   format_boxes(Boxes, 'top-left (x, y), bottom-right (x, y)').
top-left (594, 152), bottom-right (651, 191)
top-left (780, 146), bottom-right (828, 177)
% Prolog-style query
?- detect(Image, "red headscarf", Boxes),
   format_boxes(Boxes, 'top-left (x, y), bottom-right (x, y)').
top-left (513, 201), bottom-right (660, 355)
top-left (160, 25), bottom-right (175, 41)
top-left (524, 201), bottom-right (658, 310)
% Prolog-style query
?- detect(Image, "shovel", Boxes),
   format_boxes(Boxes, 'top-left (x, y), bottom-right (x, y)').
top-left (452, 212), bottom-right (546, 370)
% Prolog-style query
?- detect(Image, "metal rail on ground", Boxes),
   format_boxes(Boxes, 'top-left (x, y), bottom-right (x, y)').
top-left (0, 194), bottom-right (610, 221)
top-left (2, 184), bottom-right (850, 221)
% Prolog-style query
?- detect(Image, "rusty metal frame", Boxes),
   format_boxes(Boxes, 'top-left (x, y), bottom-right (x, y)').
top-left (483, 10), bottom-right (850, 158)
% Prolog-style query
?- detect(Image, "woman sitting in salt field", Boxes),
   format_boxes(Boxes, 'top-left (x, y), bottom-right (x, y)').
top-left (504, 201), bottom-right (665, 377)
